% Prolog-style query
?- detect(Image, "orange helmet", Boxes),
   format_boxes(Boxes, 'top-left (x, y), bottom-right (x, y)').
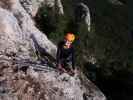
top-left (65, 32), bottom-right (75, 42)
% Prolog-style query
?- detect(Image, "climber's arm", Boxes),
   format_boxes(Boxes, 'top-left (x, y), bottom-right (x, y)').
top-left (56, 43), bottom-right (61, 67)
top-left (72, 48), bottom-right (75, 70)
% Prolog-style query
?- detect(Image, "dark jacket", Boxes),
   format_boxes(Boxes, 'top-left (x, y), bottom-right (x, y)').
top-left (56, 41), bottom-right (75, 69)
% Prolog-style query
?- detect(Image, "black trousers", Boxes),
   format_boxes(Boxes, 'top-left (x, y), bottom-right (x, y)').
top-left (60, 60), bottom-right (73, 71)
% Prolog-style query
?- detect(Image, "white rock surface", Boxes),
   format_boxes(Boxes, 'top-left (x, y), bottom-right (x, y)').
top-left (0, 0), bottom-right (106, 100)
top-left (0, 59), bottom-right (106, 100)
top-left (0, 0), bottom-right (57, 58)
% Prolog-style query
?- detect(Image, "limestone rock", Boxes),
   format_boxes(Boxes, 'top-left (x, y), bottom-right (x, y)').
top-left (0, 59), bottom-right (106, 100)
top-left (0, 0), bottom-right (57, 58)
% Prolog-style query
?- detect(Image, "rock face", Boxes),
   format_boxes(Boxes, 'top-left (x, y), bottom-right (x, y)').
top-left (0, 57), bottom-right (106, 100)
top-left (75, 3), bottom-right (91, 32)
top-left (0, 0), bottom-right (57, 58)
top-left (20, 0), bottom-right (64, 17)
top-left (108, 0), bottom-right (127, 5)
top-left (0, 0), bottom-right (106, 100)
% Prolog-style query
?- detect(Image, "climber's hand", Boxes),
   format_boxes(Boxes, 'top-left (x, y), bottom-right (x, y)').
top-left (57, 64), bottom-right (62, 69)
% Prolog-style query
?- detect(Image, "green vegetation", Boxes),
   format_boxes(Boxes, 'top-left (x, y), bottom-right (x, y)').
top-left (35, 0), bottom-right (129, 77)
top-left (34, 1), bottom-right (130, 99)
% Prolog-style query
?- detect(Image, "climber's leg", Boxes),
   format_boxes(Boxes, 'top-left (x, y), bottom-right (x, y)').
top-left (63, 62), bottom-right (75, 76)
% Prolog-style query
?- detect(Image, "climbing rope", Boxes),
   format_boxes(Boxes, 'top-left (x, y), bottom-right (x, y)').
top-left (0, 57), bottom-right (57, 72)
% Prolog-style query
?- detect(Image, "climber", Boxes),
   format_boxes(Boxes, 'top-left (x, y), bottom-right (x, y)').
top-left (56, 32), bottom-right (75, 75)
